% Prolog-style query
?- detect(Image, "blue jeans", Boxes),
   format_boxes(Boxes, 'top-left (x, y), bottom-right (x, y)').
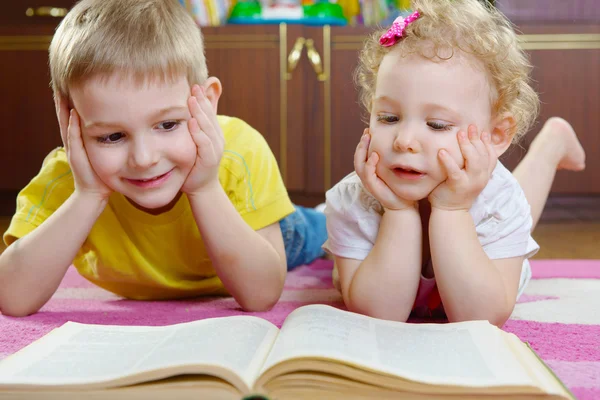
top-left (280, 205), bottom-right (327, 270)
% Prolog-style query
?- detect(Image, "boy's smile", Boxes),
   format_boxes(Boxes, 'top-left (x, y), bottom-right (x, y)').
top-left (70, 74), bottom-right (197, 213)
top-left (124, 168), bottom-right (175, 188)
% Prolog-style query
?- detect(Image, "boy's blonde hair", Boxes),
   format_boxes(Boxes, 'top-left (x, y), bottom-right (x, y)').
top-left (49, 0), bottom-right (207, 100)
top-left (356, 0), bottom-right (539, 142)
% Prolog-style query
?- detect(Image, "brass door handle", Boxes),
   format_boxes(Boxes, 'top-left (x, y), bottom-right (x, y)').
top-left (286, 37), bottom-right (305, 80)
top-left (25, 7), bottom-right (68, 17)
top-left (305, 39), bottom-right (327, 81)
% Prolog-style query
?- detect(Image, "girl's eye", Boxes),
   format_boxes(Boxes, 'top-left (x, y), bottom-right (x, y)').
top-left (158, 121), bottom-right (181, 130)
top-left (97, 132), bottom-right (124, 143)
top-left (376, 115), bottom-right (399, 124)
top-left (427, 121), bottom-right (452, 131)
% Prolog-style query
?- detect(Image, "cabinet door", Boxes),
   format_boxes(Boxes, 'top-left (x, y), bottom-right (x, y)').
top-left (203, 25), bottom-right (306, 193)
top-left (290, 26), bottom-right (369, 203)
top-left (501, 24), bottom-right (600, 194)
top-left (328, 26), bottom-right (372, 190)
top-left (295, 26), bottom-right (328, 198)
top-left (0, 27), bottom-right (66, 196)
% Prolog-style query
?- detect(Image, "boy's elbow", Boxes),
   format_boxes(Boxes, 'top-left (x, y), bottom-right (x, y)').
top-left (237, 292), bottom-right (281, 312)
top-left (239, 264), bottom-right (286, 312)
top-left (0, 300), bottom-right (41, 318)
top-left (237, 279), bottom-right (284, 312)
top-left (0, 283), bottom-right (43, 318)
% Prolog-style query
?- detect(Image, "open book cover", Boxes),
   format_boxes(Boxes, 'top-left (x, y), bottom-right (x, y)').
top-left (0, 304), bottom-right (574, 400)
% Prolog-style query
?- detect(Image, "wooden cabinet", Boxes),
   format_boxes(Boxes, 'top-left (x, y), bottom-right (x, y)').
top-left (0, 12), bottom-right (599, 214)
top-left (204, 23), bottom-right (600, 206)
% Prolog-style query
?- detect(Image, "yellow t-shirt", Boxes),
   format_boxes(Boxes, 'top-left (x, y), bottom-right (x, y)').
top-left (3, 116), bottom-right (295, 300)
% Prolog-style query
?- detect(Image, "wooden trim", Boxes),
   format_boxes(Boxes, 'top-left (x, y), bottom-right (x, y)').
top-left (2, 33), bottom-right (598, 51)
top-left (203, 34), bottom-right (278, 42)
top-left (0, 36), bottom-right (53, 43)
top-left (331, 33), bottom-right (600, 50)
top-left (0, 34), bottom-right (280, 51)
top-left (540, 195), bottom-right (600, 223)
top-left (204, 43), bottom-right (277, 49)
top-left (279, 23), bottom-right (288, 183)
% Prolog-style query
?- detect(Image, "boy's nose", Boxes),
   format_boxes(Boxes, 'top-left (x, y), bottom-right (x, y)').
top-left (129, 139), bottom-right (159, 169)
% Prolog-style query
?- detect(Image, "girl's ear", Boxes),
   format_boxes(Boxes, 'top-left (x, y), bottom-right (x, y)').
top-left (491, 113), bottom-right (516, 157)
top-left (202, 77), bottom-right (222, 113)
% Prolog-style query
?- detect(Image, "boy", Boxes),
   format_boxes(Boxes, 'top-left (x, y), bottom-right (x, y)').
top-left (0, 0), bottom-right (326, 317)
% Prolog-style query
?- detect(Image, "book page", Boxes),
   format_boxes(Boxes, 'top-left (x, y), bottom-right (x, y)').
top-left (261, 305), bottom-right (536, 388)
top-left (0, 316), bottom-right (278, 391)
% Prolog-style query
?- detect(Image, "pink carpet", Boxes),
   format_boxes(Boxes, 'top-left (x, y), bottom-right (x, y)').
top-left (1, 259), bottom-right (599, 399)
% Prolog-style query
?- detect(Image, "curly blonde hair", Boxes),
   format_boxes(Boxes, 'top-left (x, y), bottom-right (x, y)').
top-left (356, 0), bottom-right (539, 142)
top-left (49, 0), bottom-right (207, 100)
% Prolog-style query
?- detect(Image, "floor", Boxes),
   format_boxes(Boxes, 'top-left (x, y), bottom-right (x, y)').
top-left (0, 216), bottom-right (599, 259)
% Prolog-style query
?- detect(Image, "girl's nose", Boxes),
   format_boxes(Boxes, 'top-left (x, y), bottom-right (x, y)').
top-left (393, 129), bottom-right (419, 153)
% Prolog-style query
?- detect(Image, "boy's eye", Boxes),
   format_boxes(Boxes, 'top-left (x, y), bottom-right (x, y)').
top-left (157, 121), bottom-right (180, 130)
top-left (427, 121), bottom-right (452, 131)
top-left (376, 115), bottom-right (399, 124)
top-left (97, 132), bottom-right (124, 143)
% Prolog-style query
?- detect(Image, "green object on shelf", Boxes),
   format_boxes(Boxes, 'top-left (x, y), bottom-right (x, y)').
top-left (304, 1), bottom-right (345, 20)
top-left (229, 0), bottom-right (262, 19)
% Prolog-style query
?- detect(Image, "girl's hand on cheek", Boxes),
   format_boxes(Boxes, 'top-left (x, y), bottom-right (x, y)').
top-left (55, 96), bottom-right (112, 200)
top-left (182, 84), bottom-right (225, 196)
top-left (429, 125), bottom-right (497, 211)
top-left (355, 129), bottom-right (416, 211)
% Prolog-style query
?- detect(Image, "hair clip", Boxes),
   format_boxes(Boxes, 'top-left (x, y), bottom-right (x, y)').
top-left (379, 10), bottom-right (420, 47)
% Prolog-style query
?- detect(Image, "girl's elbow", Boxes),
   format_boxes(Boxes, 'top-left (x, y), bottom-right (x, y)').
top-left (347, 294), bottom-right (411, 322)
top-left (488, 295), bottom-right (516, 327)
top-left (491, 303), bottom-right (515, 328)
top-left (446, 304), bottom-right (514, 328)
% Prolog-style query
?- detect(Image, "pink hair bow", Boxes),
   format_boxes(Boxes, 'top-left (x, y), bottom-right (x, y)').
top-left (379, 10), bottom-right (420, 47)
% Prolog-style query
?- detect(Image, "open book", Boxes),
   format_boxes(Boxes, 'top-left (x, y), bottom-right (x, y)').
top-left (0, 304), bottom-right (573, 400)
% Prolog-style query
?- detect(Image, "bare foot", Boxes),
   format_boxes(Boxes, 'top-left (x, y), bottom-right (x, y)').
top-left (534, 117), bottom-right (586, 171)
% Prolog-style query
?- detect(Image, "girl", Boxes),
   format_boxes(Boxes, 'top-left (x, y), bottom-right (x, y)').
top-left (323, 0), bottom-right (585, 326)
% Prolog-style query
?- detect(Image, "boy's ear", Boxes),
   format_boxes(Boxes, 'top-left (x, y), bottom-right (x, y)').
top-left (202, 77), bottom-right (222, 113)
top-left (490, 113), bottom-right (516, 157)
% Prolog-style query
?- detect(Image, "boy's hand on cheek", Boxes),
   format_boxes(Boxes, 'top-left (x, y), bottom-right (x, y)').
top-left (182, 84), bottom-right (225, 196)
top-left (355, 129), bottom-right (415, 211)
top-left (429, 125), bottom-right (497, 211)
top-left (55, 96), bottom-right (112, 201)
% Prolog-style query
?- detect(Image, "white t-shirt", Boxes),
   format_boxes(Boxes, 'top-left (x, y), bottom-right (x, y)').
top-left (323, 161), bottom-right (539, 298)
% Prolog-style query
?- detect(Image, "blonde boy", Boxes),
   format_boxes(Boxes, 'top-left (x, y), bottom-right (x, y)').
top-left (0, 0), bottom-right (327, 316)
